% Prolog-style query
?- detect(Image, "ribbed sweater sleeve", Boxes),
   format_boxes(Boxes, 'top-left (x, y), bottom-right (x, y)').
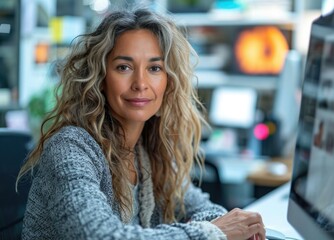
top-left (184, 183), bottom-right (228, 222)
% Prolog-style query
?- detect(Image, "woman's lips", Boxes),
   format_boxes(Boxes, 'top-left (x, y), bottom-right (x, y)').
top-left (125, 98), bottom-right (151, 107)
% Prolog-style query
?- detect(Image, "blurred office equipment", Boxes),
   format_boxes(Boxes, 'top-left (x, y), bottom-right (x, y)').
top-left (206, 86), bottom-right (258, 155)
top-left (250, 114), bottom-right (282, 157)
top-left (5, 110), bottom-right (30, 131)
top-left (209, 87), bottom-right (257, 129)
top-left (242, 50), bottom-right (303, 157)
top-left (0, 128), bottom-right (32, 239)
top-left (176, 0), bottom-right (305, 159)
top-left (0, 0), bottom-right (20, 106)
top-left (272, 50), bottom-right (302, 156)
top-left (168, 0), bottom-right (215, 13)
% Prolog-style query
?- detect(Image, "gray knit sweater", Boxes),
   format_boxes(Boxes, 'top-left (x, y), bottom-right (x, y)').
top-left (22, 126), bottom-right (228, 239)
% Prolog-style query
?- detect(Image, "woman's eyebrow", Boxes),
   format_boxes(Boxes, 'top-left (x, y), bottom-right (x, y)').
top-left (112, 56), bottom-right (133, 61)
top-left (112, 56), bottom-right (164, 62)
top-left (149, 57), bottom-right (164, 62)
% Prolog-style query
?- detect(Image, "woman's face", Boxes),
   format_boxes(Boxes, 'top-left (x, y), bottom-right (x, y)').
top-left (104, 29), bottom-right (167, 128)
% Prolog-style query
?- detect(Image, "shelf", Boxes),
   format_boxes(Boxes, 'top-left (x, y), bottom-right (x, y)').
top-left (171, 11), bottom-right (299, 27)
top-left (194, 70), bottom-right (278, 91)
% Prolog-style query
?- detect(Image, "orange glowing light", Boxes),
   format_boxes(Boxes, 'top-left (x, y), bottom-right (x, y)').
top-left (235, 26), bottom-right (289, 74)
top-left (35, 43), bottom-right (49, 64)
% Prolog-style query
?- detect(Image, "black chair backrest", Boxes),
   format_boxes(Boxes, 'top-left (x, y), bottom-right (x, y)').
top-left (0, 128), bottom-right (33, 239)
top-left (192, 160), bottom-right (223, 205)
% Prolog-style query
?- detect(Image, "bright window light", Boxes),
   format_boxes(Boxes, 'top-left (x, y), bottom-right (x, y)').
top-left (90, 0), bottom-right (110, 13)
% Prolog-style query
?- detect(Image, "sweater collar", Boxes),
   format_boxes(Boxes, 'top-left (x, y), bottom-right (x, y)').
top-left (136, 143), bottom-right (155, 228)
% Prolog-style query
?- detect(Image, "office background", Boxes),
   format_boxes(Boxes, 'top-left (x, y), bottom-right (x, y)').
top-left (0, 0), bottom-right (328, 211)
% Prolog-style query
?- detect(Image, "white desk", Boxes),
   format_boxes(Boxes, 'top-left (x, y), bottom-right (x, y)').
top-left (244, 182), bottom-right (304, 240)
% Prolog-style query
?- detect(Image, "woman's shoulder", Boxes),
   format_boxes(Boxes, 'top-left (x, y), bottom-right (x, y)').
top-left (40, 125), bottom-right (108, 177)
top-left (47, 125), bottom-right (97, 147)
top-left (52, 125), bottom-right (93, 139)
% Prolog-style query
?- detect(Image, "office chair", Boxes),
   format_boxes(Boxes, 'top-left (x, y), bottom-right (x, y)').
top-left (0, 128), bottom-right (33, 240)
top-left (192, 160), bottom-right (224, 206)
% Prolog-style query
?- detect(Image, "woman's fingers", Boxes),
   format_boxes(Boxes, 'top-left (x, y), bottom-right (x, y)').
top-left (247, 223), bottom-right (266, 240)
top-left (211, 208), bottom-right (266, 240)
top-left (228, 209), bottom-right (265, 228)
top-left (243, 212), bottom-right (264, 227)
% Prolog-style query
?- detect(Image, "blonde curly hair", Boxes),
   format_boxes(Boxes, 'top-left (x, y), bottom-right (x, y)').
top-left (17, 7), bottom-right (207, 223)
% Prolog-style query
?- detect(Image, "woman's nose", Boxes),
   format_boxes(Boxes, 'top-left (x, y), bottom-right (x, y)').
top-left (131, 69), bottom-right (148, 91)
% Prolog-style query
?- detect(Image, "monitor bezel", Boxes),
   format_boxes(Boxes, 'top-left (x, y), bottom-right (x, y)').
top-left (287, 199), bottom-right (332, 239)
top-left (287, 13), bottom-right (334, 240)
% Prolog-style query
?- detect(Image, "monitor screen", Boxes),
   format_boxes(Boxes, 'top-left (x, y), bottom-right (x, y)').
top-left (288, 11), bottom-right (334, 240)
top-left (209, 87), bottom-right (257, 128)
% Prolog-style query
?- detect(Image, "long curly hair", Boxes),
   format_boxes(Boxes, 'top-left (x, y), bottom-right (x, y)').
top-left (17, 7), bottom-right (207, 223)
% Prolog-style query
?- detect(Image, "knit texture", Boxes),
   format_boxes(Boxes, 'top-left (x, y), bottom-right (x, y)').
top-left (22, 126), bottom-right (227, 239)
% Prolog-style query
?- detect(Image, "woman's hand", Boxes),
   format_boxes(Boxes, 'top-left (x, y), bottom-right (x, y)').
top-left (211, 208), bottom-right (266, 240)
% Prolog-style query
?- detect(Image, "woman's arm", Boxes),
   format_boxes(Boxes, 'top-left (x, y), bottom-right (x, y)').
top-left (182, 182), bottom-right (228, 222)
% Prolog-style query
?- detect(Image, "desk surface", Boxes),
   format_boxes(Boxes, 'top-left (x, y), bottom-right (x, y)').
top-left (247, 157), bottom-right (293, 187)
top-left (205, 154), bottom-right (292, 186)
top-left (244, 182), bottom-right (303, 240)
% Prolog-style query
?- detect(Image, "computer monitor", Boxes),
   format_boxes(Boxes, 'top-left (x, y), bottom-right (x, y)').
top-left (209, 86), bottom-right (257, 129)
top-left (206, 86), bottom-right (257, 154)
top-left (287, 10), bottom-right (334, 240)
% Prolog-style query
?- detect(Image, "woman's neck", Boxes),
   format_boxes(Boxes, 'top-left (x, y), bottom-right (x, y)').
top-left (123, 122), bottom-right (145, 150)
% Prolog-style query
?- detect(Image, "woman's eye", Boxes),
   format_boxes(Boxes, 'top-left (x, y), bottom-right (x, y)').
top-left (150, 66), bottom-right (162, 72)
top-left (116, 65), bottom-right (130, 71)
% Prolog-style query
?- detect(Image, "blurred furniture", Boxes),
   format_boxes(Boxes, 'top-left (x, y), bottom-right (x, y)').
top-left (199, 149), bottom-right (293, 208)
top-left (247, 157), bottom-right (293, 186)
top-left (192, 160), bottom-right (224, 205)
top-left (0, 128), bottom-right (33, 239)
top-left (247, 156), bottom-right (293, 198)
top-left (205, 155), bottom-right (265, 209)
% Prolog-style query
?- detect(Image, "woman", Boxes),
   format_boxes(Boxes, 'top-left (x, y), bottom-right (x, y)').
top-left (18, 7), bottom-right (265, 240)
